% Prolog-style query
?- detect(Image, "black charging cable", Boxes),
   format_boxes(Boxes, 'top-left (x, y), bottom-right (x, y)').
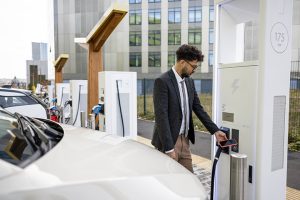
top-left (116, 80), bottom-right (125, 137)
top-left (210, 146), bottom-right (223, 200)
top-left (72, 85), bottom-right (82, 126)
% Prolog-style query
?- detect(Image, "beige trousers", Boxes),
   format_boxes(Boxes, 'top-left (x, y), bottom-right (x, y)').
top-left (173, 134), bottom-right (193, 172)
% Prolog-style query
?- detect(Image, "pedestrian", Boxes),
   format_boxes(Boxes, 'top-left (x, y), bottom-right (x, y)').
top-left (151, 44), bottom-right (227, 172)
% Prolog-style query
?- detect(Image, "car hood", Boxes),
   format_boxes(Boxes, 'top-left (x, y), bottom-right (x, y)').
top-left (1, 124), bottom-right (208, 199)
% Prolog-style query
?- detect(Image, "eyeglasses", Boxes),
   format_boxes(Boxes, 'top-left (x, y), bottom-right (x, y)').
top-left (184, 60), bottom-right (200, 71)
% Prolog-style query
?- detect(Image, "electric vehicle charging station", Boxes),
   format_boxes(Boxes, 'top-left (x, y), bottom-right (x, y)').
top-left (70, 80), bottom-right (88, 127)
top-left (56, 83), bottom-right (70, 123)
top-left (98, 71), bottom-right (137, 139)
top-left (212, 0), bottom-right (293, 199)
top-left (48, 85), bottom-right (54, 106)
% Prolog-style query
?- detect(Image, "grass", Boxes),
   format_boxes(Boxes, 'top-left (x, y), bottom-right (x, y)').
top-left (138, 91), bottom-right (300, 152)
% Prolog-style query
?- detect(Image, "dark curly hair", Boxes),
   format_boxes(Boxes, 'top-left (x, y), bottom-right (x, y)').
top-left (176, 44), bottom-right (204, 62)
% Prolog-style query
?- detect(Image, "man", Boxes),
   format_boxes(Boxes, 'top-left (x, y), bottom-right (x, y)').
top-left (151, 44), bottom-right (227, 172)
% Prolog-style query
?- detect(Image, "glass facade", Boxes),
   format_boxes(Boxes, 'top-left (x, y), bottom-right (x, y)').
top-left (188, 29), bottom-right (201, 45)
top-left (209, 6), bottom-right (214, 22)
top-left (130, 10), bottom-right (142, 25)
top-left (149, 9), bottom-right (161, 24)
top-left (149, 52), bottom-right (161, 67)
top-left (209, 29), bottom-right (214, 44)
top-left (149, 30), bottom-right (161, 46)
top-left (209, 51), bottom-right (214, 66)
top-left (130, 31), bottom-right (142, 46)
top-left (130, 52), bottom-right (142, 67)
top-left (168, 8), bottom-right (181, 24)
top-left (168, 30), bottom-right (181, 45)
top-left (129, 0), bottom-right (141, 4)
top-left (188, 7), bottom-right (201, 23)
top-left (168, 52), bottom-right (176, 67)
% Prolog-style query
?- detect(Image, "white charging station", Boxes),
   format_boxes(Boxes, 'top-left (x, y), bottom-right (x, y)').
top-left (98, 71), bottom-right (137, 139)
top-left (213, 0), bottom-right (293, 199)
top-left (70, 80), bottom-right (88, 127)
top-left (56, 83), bottom-right (70, 122)
top-left (47, 85), bottom-right (54, 106)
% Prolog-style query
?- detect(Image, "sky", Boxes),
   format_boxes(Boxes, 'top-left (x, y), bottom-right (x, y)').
top-left (0, 0), bottom-right (52, 80)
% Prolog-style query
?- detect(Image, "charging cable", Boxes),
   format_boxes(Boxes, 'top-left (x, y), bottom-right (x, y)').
top-left (210, 146), bottom-right (223, 200)
top-left (116, 80), bottom-right (125, 137)
top-left (72, 85), bottom-right (82, 126)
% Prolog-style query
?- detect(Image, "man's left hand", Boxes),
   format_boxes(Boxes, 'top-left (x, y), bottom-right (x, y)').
top-left (214, 131), bottom-right (228, 143)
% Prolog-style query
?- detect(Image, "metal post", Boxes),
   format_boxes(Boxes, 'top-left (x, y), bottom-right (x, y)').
top-left (80, 111), bottom-right (86, 127)
top-left (230, 154), bottom-right (247, 200)
top-left (143, 78), bottom-right (146, 115)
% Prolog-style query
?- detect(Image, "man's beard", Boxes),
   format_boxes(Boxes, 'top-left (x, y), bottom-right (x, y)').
top-left (181, 67), bottom-right (190, 78)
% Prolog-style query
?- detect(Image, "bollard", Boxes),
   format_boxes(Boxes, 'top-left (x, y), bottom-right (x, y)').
top-left (230, 153), bottom-right (247, 200)
top-left (80, 111), bottom-right (86, 127)
top-left (87, 114), bottom-right (95, 129)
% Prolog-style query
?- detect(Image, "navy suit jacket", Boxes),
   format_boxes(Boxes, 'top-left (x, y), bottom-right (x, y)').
top-left (151, 69), bottom-right (219, 152)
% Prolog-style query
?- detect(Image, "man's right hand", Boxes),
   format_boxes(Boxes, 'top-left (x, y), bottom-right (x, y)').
top-left (166, 150), bottom-right (177, 160)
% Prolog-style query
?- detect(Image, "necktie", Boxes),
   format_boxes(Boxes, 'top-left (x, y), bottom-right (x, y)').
top-left (181, 80), bottom-right (188, 136)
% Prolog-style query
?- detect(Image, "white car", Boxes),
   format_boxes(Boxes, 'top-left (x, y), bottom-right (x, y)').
top-left (0, 88), bottom-right (48, 119)
top-left (0, 109), bottom-right (208, 200)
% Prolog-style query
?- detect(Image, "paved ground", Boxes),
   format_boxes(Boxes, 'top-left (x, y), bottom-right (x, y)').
top-left (137, 118), bottom-right (300, 191)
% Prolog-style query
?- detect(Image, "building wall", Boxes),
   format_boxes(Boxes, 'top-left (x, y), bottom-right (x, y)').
top-left (26, 42), bottom-right (48, 86)
top-left (128, 0), bottom-right (214, 80)
top-left (53, 0), bottom-right (129, 80)
top-left (53, 0), bottom-right (299, 93)
top-left (32, 42), bottom-right (48, 61)
top-left (292, 0), bottom-right (300, 62)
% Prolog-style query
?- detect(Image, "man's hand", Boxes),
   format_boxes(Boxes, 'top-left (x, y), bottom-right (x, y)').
top-left (166, 150), bottom-right (177, 160)
top-left (214, 130), bottom-right (228, 143)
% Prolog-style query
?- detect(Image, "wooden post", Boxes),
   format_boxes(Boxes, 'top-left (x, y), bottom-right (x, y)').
top-left (87, 43), bottom-right (103, 114)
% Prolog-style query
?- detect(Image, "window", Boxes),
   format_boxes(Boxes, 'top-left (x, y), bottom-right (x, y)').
top-left (168, 8), bottom-right (181, 24)
top-left (168, 30), bottom-right (181, 45)
top-left (189, 7), bottom-right (201, 23)
top-left (209, 51), bottom-right (214, 66)
top-left (168, 0), bottom-right (181, 1)
top-left (129, 0), bottom-right (141, 4)
top-left (149, 52), bottom-right (161, 67)
top-left (188, 30), bottom-right (201, 45)
top-left (130, 52), bottom-right (142, 67)
top-left (130, 31), bottom-right (142, 46)
top-left (148, 30), bottom-right (161, 46)
top-left (149, 0), bottom-right (161, 3)
top-left (0, 96), bottom-right (37, 108)
top-left (129, 10), bottom-right (142, 25)
top-left (168, 52), bottom-right (176, 67)
top-left (209, 29), bottom-right (214, 44)
top-left (209, 6), bottom-right (214, 22)
top-left (149, 9), bottom-right (161, 24)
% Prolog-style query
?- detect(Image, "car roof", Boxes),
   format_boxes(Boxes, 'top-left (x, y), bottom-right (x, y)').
top-left (0, 88), bottom-right (32, 96)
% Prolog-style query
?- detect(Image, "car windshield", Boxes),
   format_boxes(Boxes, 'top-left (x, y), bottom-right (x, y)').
top-left (0, 110), bottom-right (63, 167)
top-left (0, 95), bottom-right (37, 108)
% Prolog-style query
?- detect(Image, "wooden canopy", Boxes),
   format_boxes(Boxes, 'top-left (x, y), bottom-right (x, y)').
top-left (75, 2), bottom-right (127, 115)
top-left (54, 54), bottom-right (69, 84)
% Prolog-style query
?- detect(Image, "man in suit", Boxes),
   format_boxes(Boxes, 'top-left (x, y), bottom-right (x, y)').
top-left (152, 44), bottom-right (227, 172)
